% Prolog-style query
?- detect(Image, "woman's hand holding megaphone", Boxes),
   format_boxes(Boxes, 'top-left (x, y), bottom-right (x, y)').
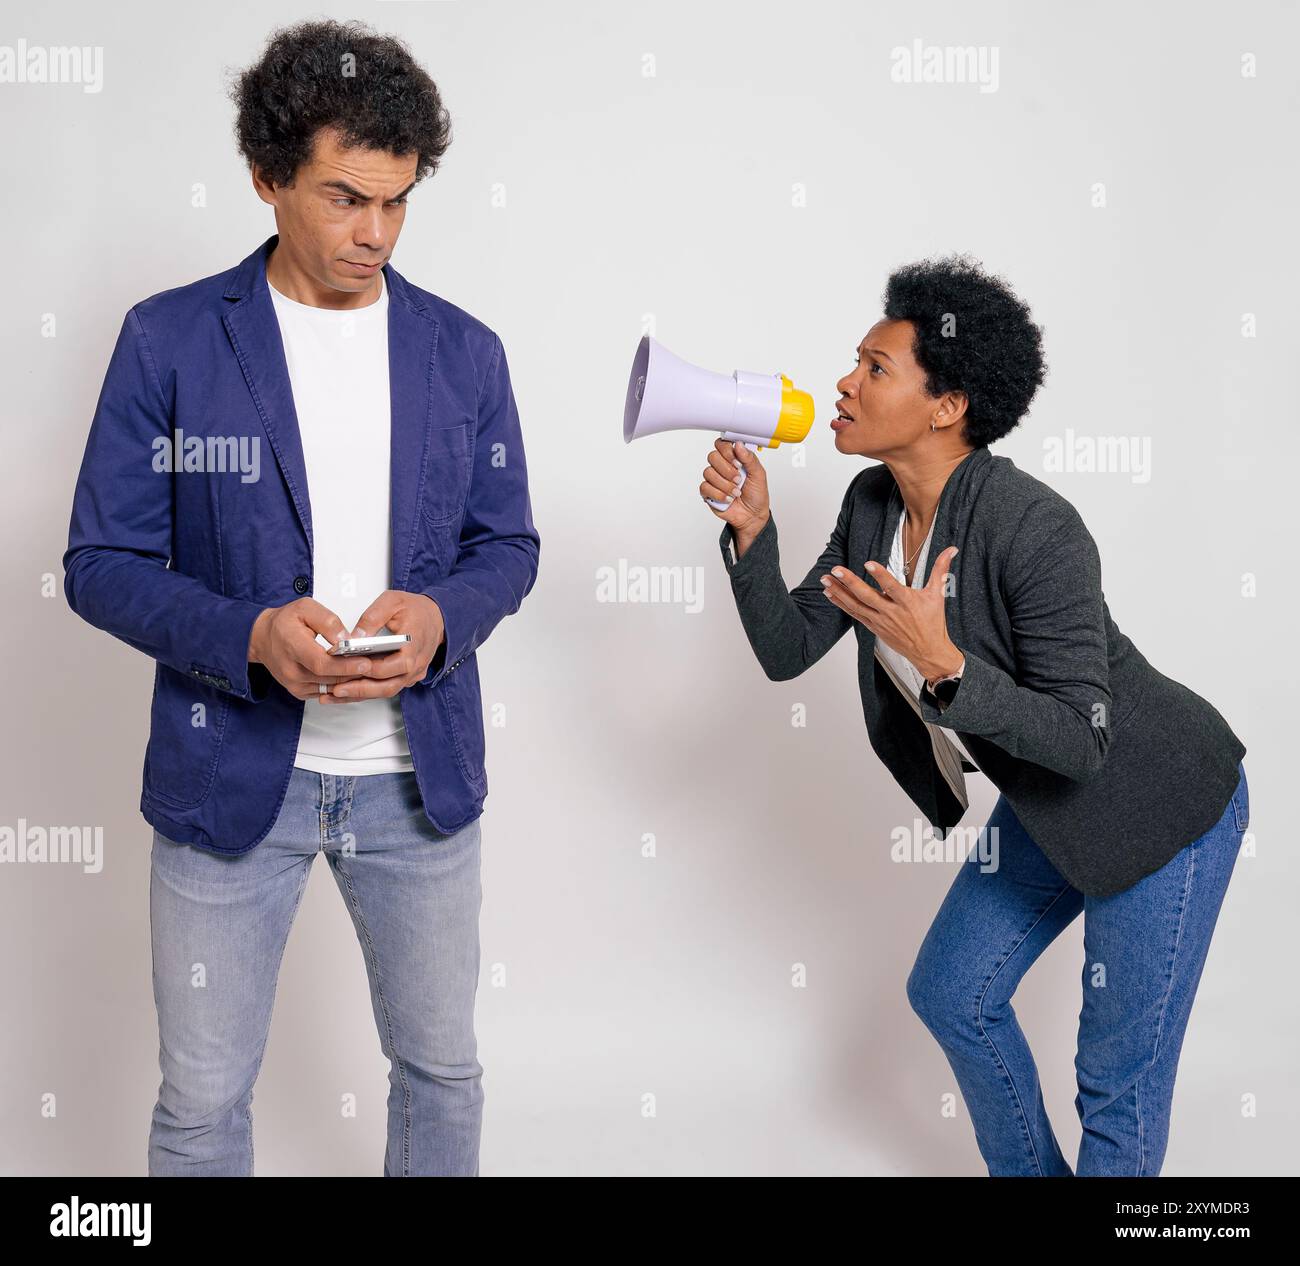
top-left (701, 438), bottom-right (770, 552)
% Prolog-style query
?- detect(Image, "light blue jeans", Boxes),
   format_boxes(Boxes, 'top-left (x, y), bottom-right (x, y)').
top-left (148, 766), bottom-right (483, 1176)
top-left (906, 760), bottom-right (1249, 1176)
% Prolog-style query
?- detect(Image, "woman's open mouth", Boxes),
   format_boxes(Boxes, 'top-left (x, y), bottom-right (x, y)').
top-left (831, 410), bottom-right (856, 432)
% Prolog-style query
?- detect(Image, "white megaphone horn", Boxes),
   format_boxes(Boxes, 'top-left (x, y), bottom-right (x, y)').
top-left (623, 336), bottom-right (816, 510)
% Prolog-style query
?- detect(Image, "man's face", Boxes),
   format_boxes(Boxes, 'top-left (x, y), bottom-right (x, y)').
top-left (253, 124), bottom-right (420, 298)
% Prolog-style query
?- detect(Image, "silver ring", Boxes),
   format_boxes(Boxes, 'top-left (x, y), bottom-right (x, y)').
top-left (318, 681), bottom-right (329, 695)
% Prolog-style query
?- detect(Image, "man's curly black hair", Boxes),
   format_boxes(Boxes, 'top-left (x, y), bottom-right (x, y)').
top-left (228, 18), bottom-right (452, 190)
top-left (882, 254), bottom-right (1047, 448)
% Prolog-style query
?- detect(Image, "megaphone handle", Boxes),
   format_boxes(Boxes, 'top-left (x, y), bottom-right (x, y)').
top-left (704, 440), bottom-right (753, 511)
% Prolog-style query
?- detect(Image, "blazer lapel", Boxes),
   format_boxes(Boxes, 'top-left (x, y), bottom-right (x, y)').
top-left (871, 480), bottom-right (903, 577)
top-left (874, 640), bottom-right (971, 812)
top-left (222, 234), bottom-right (314, 553)
top-left (866, 451), bottom-right (992, 817)
top-left (918, 444), bottom-right (991, 586)
top-left (867, 445), bottom-right (994, 650)
top-left (222, 235), bottom-right (441, 590)
top-left (921, 444), bottom-right (992, 655)
top-left (382, 259), bottom-right (439, 590)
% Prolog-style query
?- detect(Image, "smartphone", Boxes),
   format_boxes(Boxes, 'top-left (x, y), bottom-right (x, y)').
top-left (329, 633), bottom-right (412, 657)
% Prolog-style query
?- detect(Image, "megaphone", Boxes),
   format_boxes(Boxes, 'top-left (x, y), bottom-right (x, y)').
top-left (623, 336), bottom-right (816, 510)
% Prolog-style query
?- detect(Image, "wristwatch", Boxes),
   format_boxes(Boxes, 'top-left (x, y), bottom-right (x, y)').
top-left (925, 656), bottom-right (965, 706)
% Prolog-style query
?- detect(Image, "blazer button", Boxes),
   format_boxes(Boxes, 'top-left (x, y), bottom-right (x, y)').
top-left (293, 576), bottom-right (310, 595)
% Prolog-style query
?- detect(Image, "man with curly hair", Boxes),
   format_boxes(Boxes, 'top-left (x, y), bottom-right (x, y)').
top-left (63, 19), bottom-right (539, 1176)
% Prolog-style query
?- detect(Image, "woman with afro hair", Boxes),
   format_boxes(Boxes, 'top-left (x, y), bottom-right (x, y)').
top-left (710, 254), bottom-right (1248, 1177)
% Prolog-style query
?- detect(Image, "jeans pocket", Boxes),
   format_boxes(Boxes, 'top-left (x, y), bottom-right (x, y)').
top-left (1231, 764), bottom-right (1250, 832)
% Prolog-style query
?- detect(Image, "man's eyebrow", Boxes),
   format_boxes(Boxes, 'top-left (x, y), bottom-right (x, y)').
top-left (858, 345), bottom-right (896, 364)
top-left (321, 179), bottom-right (417, 200)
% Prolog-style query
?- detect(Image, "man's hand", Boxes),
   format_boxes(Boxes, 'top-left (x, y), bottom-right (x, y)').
top-left (248, 598), bottom-right (376, 701)
top-left (320, 590), bottom-right (446, 703)
top-left (819, 545), bottom-right (965, 683)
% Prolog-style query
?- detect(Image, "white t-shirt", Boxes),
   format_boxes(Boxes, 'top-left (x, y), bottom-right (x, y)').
top-left (875, 509), bottom-right (978, 769)
top-left (269, 271), bottom-right (414, 776)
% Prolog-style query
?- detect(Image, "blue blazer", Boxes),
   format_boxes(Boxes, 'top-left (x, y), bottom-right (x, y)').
top-left (63, 234), bottom-right (541, 853)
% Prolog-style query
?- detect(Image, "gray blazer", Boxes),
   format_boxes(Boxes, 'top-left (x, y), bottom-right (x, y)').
top-left (719, 443), bottom-right (1246, 896)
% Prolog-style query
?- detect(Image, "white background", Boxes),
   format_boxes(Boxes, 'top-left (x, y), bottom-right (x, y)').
top-left (1, 0), bottom-right (1294, 1175)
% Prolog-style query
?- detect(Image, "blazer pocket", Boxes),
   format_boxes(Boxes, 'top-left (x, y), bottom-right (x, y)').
top-left (143, 666), bottom-right (231, 809)
top-left (420, 422), bottom-right (472, 526)
top-left (436, 656), bottom-right (485, 784)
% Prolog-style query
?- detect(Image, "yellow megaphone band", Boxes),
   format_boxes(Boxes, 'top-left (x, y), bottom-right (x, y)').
top-left (765, 375), bottom-right (816, 448)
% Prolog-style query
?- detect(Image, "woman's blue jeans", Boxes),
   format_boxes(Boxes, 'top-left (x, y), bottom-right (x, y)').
top-left (147, 766), bottom-right (483, 1176)
top-left (906, 760), bottom-right (1249, 1177)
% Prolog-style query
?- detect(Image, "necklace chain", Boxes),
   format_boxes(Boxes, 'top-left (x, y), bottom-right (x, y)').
top-left (901, 510), bottom-right (930, 581)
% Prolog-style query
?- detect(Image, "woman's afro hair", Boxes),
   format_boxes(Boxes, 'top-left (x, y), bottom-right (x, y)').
top-left (228, 17), bottom-right (451, 190)
top-left (881, 253), bottom-right (1047, 448)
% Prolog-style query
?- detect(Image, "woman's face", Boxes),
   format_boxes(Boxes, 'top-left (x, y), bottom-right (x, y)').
top-left (831, 318), bottom-right (969, 460)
